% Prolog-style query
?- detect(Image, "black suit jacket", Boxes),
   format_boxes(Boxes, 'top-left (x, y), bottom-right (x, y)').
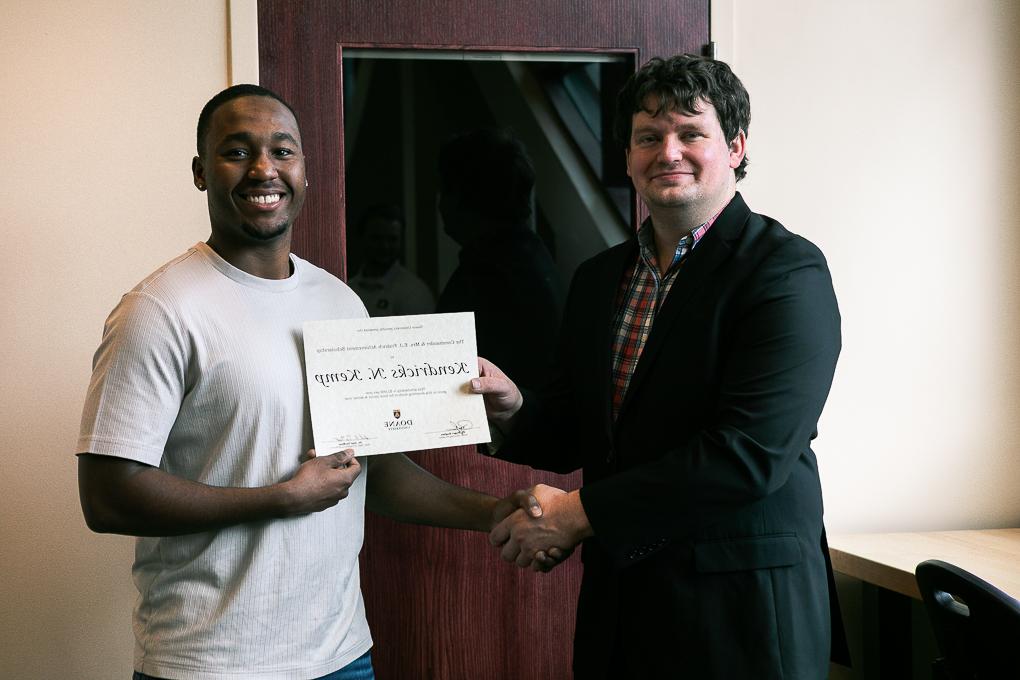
top-left (499, 193), bottom-right (843, 679)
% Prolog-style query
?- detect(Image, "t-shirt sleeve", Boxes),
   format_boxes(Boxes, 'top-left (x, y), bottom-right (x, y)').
top-left (76, 291), bottom-right (187, 466)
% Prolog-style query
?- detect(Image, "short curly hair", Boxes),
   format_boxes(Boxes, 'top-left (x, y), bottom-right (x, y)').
top-left (615, 55), bottom-right (751, 181)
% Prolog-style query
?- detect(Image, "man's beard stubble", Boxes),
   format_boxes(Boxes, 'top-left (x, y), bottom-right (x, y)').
top-left (241, 220), bottom-right (290, 242)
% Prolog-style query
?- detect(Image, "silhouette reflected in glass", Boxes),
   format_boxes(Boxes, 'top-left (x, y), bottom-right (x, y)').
top-left (436, 129), bottom-right (564, 390)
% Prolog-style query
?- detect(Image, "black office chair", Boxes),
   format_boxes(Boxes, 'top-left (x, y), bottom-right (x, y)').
top-left (915, 559), bottom-right (1020, 679)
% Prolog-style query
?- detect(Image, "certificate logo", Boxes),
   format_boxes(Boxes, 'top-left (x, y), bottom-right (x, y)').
top-left (385, 408), bottom-right (413, 431)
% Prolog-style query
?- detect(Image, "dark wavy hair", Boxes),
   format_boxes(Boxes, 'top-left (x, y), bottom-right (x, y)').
top-left (196, 84), bottom-right (299, 156)
top-left (614, 55), bottom-right (751, 180)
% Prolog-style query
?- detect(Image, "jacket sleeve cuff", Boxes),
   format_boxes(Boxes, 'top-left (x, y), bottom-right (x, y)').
top-left (579, 481), bottom-right (672, 570)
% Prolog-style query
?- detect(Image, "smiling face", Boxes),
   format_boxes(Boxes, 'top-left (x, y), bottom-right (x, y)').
top-left (625, 97), bottom-right (745, 223)
top-left (192, 95), bottom-right (306, 249)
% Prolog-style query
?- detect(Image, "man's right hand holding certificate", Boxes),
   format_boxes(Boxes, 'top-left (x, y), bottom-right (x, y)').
top-left (472, 357), bottom-right (591, 572)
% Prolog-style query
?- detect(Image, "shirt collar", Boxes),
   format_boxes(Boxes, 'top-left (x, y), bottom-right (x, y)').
top-left (635, 210), bottom-right (720, 274)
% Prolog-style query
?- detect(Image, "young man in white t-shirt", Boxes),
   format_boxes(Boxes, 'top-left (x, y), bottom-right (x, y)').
top-left (76, 85), bottom-right (547, 680)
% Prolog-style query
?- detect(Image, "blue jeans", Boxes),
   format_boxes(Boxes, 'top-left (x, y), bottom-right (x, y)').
top-left (316, 651), bottom-right (375, 680)
top-left (133, 650), bottom-right (375, 680)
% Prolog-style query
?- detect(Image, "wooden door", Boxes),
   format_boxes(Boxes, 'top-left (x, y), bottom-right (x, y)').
top-left (259, 3), bottom-right (708, 678)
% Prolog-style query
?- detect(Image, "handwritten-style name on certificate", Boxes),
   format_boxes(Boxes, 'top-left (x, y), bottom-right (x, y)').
top-left (313, 360), bottom-right (470, 387)
top-left (302, 312), bottom-right (490, 456)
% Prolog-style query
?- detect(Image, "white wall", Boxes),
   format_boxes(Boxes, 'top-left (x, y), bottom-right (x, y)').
top-left (2, 1), bottom-right (1018, 677)
top-left (0, 1), bottom-right (228, 676)
top-left (720, 0), bottom-right (1020, 534)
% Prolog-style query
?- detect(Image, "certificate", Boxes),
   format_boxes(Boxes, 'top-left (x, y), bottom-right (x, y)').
top-left (302, 312), bottom-right (490, 456)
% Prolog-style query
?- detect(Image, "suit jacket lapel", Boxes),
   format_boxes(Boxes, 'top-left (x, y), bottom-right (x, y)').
top-left (616, 194), bottom-right (751, 422)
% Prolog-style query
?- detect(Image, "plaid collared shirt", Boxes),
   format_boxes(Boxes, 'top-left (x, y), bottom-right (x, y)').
top-left (609, 214), bottom-right (718, 418)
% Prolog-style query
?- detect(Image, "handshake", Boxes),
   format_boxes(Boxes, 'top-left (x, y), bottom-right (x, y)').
top-left (488, 483), bottom-right (593, 572)
top-left (472, 358), bottom-right (594, 572)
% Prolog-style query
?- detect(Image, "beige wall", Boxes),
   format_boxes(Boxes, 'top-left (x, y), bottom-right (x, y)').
top-left (2, 0), bottom-right (1018, 677)
top-left (0, 1), bottom-right (228, 676)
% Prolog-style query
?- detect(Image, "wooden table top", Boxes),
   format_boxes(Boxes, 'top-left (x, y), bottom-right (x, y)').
top-left (828, 528), bottom-right (1020, 600)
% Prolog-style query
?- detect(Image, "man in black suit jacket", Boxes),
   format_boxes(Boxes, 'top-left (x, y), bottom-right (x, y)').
top-left (476, 55), bottom-right (845, 678)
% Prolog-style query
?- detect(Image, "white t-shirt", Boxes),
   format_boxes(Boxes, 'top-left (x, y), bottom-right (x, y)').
top-left (77, 243), bottom-right (372, 680)
top-left (348, 261), bottom-right (434, 317)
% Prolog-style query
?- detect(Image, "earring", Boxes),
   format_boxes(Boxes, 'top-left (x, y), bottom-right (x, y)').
top-left (305, 179), bottom-right (309, 187)
top-left (197, 181), bottom-right (205, 190)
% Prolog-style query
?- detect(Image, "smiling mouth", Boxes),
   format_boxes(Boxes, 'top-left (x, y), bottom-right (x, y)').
top-left (652, 172), bottom-right (692, 182)
top-left (242, 193), bottom-right (283, 206)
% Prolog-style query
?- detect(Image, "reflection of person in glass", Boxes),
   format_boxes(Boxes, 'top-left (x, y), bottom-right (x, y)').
top-left (348, 204), bottom-right (435, 317)
top-left (437, 128), bottom-right (564, 390)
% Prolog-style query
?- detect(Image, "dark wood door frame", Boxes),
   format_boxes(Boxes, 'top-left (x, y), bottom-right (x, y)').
top-left (258, 3), bottom-right (709, 676)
